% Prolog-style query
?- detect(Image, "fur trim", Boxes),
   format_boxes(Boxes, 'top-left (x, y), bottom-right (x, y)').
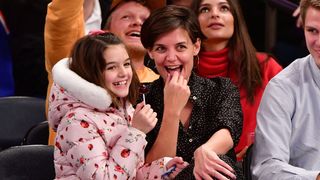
top-left (52, 58), bottom-right (112, 110)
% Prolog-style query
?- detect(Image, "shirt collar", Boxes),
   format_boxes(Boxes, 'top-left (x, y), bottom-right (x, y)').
top-left (309, 55), bottom-right (320, 90)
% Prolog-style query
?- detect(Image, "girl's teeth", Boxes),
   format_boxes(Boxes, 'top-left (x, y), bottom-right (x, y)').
top-left (114, 81), bottom-right (126, 86)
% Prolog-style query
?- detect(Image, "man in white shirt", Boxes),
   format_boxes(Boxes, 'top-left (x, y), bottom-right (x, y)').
top-left (251, 0), bottom-right (320, 179)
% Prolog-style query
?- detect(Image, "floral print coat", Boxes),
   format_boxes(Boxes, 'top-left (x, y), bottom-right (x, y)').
top-left (48, 59), bottom-right (167, 179)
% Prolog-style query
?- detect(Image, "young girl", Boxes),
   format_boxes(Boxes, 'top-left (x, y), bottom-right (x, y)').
top-left (48, 32), bottom-right (187, 179)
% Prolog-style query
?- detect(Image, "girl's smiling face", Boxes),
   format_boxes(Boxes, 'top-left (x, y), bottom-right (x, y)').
top-left (103, 44), bottom-right (133, 98)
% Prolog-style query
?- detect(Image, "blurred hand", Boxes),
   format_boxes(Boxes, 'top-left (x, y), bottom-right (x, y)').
top-left (164, 72), bottom-right (190, 115)
top-left (132, 102), bottom-right (157, 133)
top-left (165, 157), bottom-right (189, 179)
top-left (293, 7), bottom-right (302, 28)
top-left (193, 145), bottom-right (236, 180)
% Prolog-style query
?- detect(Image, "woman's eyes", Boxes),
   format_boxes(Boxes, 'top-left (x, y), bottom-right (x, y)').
top-left (153, 46), bottom-right (186, 53)
top-left (177, 45), bottom-right (187, 51)
top-left (199, 7), bottom-right (210, 13)
top-left (220, 5), bottom-right (230, 12)
top-left (154, 46), bottom-right (165, 53)
top-left (199, 5), bottom-right (230, 13)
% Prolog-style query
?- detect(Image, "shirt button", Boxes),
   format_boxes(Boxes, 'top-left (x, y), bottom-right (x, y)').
top-left (189, 138), bottom-right (193, 143)
top-left (192, 96), bottom-right (197, 100)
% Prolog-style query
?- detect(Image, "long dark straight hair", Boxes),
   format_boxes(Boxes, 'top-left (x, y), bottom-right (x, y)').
top-left (192, 0), bottom-right (269, 102)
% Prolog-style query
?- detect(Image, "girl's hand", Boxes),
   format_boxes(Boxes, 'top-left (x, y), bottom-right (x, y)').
top-left (132, 102), bottom-right (157, 134)
top-left (163, 157), bottom-right (189, 179)
top-left (164, 72), bottom-right (190, 115)
top-left (193, 145), bottom-right (236, 180)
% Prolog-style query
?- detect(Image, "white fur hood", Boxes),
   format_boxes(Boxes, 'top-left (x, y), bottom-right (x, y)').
top-left (52, 58), bottom-right (112, 110)
top-left (48, 58), bottom-right (113, 130)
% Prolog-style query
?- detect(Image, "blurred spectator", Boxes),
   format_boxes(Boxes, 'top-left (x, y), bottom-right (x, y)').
top-left (0, 0), bottom-right (51, 98)
top-left (0, 10), bottom-right (14, 97)
top-left (240, 0), bottom-right (308, 67)
top-left (167, 0), bottom-right (193, 7)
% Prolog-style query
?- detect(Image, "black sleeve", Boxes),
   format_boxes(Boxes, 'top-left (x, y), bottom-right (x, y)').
top-left (211, 78), bottom-right (243, 146)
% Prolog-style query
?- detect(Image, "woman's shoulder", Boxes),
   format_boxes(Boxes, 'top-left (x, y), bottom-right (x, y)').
top-left (195, 74), bottom-right (235, 88)
top-left (256, 52), bottom-right (281, 67)
top-left (256, 52), bottom-right (283, 78)
top-left (191, 74), bottom-right (237, 97)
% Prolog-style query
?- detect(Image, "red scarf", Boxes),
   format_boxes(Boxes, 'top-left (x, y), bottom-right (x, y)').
top-left (198, 48), bottom-right (229, 78)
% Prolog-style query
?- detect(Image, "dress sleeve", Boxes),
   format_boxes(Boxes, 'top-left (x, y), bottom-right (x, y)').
top-left (55, 111), bottom-right (147, 179)
top-left (136, 157), bottom-right (169, 179)
top-left (214, 78), bottom-right (243, 146)
top-left (251, 79), bottom-right (320, 179)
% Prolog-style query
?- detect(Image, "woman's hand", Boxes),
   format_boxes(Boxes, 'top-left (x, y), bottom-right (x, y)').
top-left (132, 102), bottom-right (157, 134)
top-left (164, 72), bottom-right (190, 115)
top-left (193, 144), bottom-right (236, 180)
top-left (164, 157), bottom-right (189, 179)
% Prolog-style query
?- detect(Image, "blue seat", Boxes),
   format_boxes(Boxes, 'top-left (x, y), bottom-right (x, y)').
top-left (0, 96), bottom-right (46, 150)
top-left (22, 121), bottom-right (49, 145)
top-left (0, 145), bottom-right (55, 180)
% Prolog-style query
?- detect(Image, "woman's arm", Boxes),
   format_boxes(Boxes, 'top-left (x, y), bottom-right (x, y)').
top-left (192, 78), bottom-right (242, 180)
top-left (146, 72), bottom-right (190, 162)
top-left (199, 129), bottom-right (233, 155)
top-left (193, 129), bottom-right (236, 180)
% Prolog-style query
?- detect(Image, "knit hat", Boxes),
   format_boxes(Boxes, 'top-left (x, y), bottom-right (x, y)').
top-left (102, 0), bottom-right (166, 28)
top-left (110, 0), bottom-right (166, 12)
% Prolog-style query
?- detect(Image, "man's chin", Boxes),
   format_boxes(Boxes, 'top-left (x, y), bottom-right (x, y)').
top-left (126, 44), bottom-right (146, 57)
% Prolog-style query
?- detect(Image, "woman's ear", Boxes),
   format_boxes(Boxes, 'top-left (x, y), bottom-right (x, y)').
top-left (194, 38), bottom-right (201, 55)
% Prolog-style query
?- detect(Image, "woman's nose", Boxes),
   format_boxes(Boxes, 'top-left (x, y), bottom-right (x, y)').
top-left (166, 50), bottom-right (177, 62)
top-left (211, 7), bottom-right (220, 18)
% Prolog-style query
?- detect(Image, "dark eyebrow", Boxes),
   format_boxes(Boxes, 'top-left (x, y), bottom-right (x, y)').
top-left (105, 58), bottom-right (130, 66)
top-left (177, 42), bottom-right (187, 45)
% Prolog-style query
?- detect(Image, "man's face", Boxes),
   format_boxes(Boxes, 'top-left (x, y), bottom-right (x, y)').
top-left (107, 2), bottom-right (150, 54)
top-left (304, 6), bottom-right (320, 68)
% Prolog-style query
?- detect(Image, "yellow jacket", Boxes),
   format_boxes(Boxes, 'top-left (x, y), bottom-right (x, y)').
top-left (45, 0), bottom-right (85, 145)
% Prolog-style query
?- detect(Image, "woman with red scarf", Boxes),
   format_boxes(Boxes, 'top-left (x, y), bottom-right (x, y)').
top-left (191, 0), bottom-right (283, 160)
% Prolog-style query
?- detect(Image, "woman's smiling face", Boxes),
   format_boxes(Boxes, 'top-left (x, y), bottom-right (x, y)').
top-left (148, 28), bottom-right (201, 81)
